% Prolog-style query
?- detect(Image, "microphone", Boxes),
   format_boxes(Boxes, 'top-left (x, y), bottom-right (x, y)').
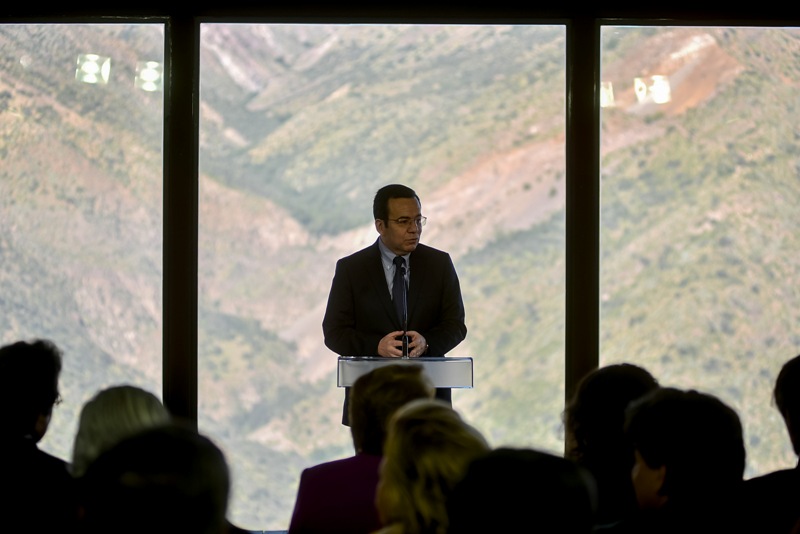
top-left (400, 261), bottom-right (409, 358)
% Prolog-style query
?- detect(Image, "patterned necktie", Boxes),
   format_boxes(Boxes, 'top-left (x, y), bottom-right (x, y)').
top-left (392, 255), bottom-right (407, 327)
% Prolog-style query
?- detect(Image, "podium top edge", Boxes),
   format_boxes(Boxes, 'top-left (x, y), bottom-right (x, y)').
top-left (337, 356), bottom-right (472, 362)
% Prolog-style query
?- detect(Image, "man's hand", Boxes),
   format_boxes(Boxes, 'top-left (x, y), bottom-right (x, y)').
top-left (378, 331), bottom-right (406, 357)
top-left (377, 331), bottom-right (427, 357)
top-left (406, 330), bottom-right (427, 358)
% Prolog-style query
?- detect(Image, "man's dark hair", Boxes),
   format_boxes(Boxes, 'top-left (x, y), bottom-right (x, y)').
top-left (447, 447), bottom-right (597, 533)
top-left (624, 387), bottom-right (745, 501)
top-left (0, 339), bottom-right (63, 437)
top-left (564, 363), bottom-right (659, 465)
top-left (348, 364), bottom-right (434, 455)
top-left (373, 184), bottom-right (420, 222)
top-left (80, 422), bottom-right (230, 534)
top-left (774, 354), bottom-right (800, 455)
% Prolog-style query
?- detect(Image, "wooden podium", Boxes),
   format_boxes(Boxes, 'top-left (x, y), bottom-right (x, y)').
top-left (337, 356), bottom-right (473, 388)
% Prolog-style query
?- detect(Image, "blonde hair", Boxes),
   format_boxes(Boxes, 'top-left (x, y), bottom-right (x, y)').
top-left (71, 384), bottom-right (171, 477)
top-left (376, 399), bottom-right (490, 534)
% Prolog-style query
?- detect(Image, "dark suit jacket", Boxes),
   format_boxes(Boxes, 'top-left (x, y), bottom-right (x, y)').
top-left (288, 453), bottom-right (383, 534)
top-left (322, 239), bottom-right (467, 424)
top-left (593, 484), bottom-right (747, 534)
top-left (1, 436), bottom-right (77, 531)
top-left (739, 463), bottom-right (800, 533)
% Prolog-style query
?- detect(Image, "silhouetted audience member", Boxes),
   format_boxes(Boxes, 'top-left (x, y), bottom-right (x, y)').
top-left (78, 422), bottom-right (231, 534)
top-left (597, 387), bottom-right (746, 534)
top-left (374, 398), bottom-right (490, 534)
top-left (0, 338), bottom-right (76, 531)
top-left (71, 384), bottom-right (171, 477)
top-left (447, 447), bottom-right (597, 533)
top-left (72, 385), bottom-right (248, 533)
top-left (564, 363), bottom-right (659, 527)
top-left (288, 364), bottom-right (435, 534)
top-left (740, 354), bottom-right (800, 533)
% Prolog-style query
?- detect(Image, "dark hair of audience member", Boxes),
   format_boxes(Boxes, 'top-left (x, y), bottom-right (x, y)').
top-left (0, 339), bottom-right (62, 439)
top-left (349, 363), bottom-right (435, 455)
top-left (774, 353), bottom-right (800, 455)
top-left (563, 363), bottom-right (659, 525)
top-left (447, 447), bottom-right (597, 533)
top-left (78, 421), bottom-right (231, 534)
top-left (564, 363), bottom-right (659, 465)
top-left (625, 387), bottom-right (745, 505)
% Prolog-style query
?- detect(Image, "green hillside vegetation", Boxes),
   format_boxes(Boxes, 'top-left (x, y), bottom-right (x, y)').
top-left (457, 210), bottom-right (566, 449)
top-left (600, 27), bottom-right (800, 474)
top-left (3, 23), bottom-right (800, 529)
top-left (201, 25), bottom-right (565, 235)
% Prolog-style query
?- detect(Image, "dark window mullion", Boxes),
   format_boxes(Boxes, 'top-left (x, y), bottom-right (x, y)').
top-left (163, 13), bottom-right (200, 427)
top-left (565, 17), bottom-right (601, 405)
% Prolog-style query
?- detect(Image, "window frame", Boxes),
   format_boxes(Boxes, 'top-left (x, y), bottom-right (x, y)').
top-left (2, 4), bottom-right (797, 430)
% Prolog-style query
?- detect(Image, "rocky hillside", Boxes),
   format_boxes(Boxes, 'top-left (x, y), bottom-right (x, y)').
top-left (2, 23), bottom-right (799, 529)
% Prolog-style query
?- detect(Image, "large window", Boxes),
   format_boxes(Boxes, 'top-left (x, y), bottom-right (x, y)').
top-left (3, 9), bottom-right (798, 534)
top-left (198, 23), bottom-right (566, 529)
top-left (0, 24), bottom-right (164, 457)
top-left (600, 26), bottom-right (800, 477)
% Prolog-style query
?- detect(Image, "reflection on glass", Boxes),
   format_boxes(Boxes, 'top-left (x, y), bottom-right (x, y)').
top-left (199, 23), bottom-right (566, 529)
top-left (135, 61), bottom-right (164, 92)
top-left (75, 54), bottom-right (111, 85)
top-left (0, 25), bottom-right (164, 458)
top-left (600, 26), bottom-right (800, 477)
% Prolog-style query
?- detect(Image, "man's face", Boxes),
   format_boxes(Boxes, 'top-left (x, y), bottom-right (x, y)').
top-left (631, 449), bottom-right (667, 509)
top-left (376, 197), bottom-right (422, 256)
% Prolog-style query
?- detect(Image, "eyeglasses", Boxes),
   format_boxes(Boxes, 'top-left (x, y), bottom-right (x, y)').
top-left (387, 216), bottom-right (427, 228)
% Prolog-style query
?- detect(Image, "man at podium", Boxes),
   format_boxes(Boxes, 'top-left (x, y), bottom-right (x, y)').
top-left (322, 183), bottom-right (467, 425)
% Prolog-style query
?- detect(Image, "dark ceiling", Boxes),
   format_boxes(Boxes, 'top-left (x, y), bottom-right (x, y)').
top-left (2, 3), bottom-right (799, 24)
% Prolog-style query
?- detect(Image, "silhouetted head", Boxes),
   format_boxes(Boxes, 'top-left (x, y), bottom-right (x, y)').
top-left (564, 363), bottom-right (659, 465)
top-left (447, 447), bottom-right (597, 533)
top-left (349, 363), bottom-right (435, 456)
top-left (71, 384), bottom-right (172, 477)
top-left (376, 399), bottom-right (490, 534)
top-left (79, 422), bottom-right (230, 534)
top-left (563, 363), bottom-right (659, 524)
top-left (625, 387), bottom-right (745, 509)
top-left (0, 339), bottom-right (63, 440)
top-left (774, 354), bottom-right (800, 456)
